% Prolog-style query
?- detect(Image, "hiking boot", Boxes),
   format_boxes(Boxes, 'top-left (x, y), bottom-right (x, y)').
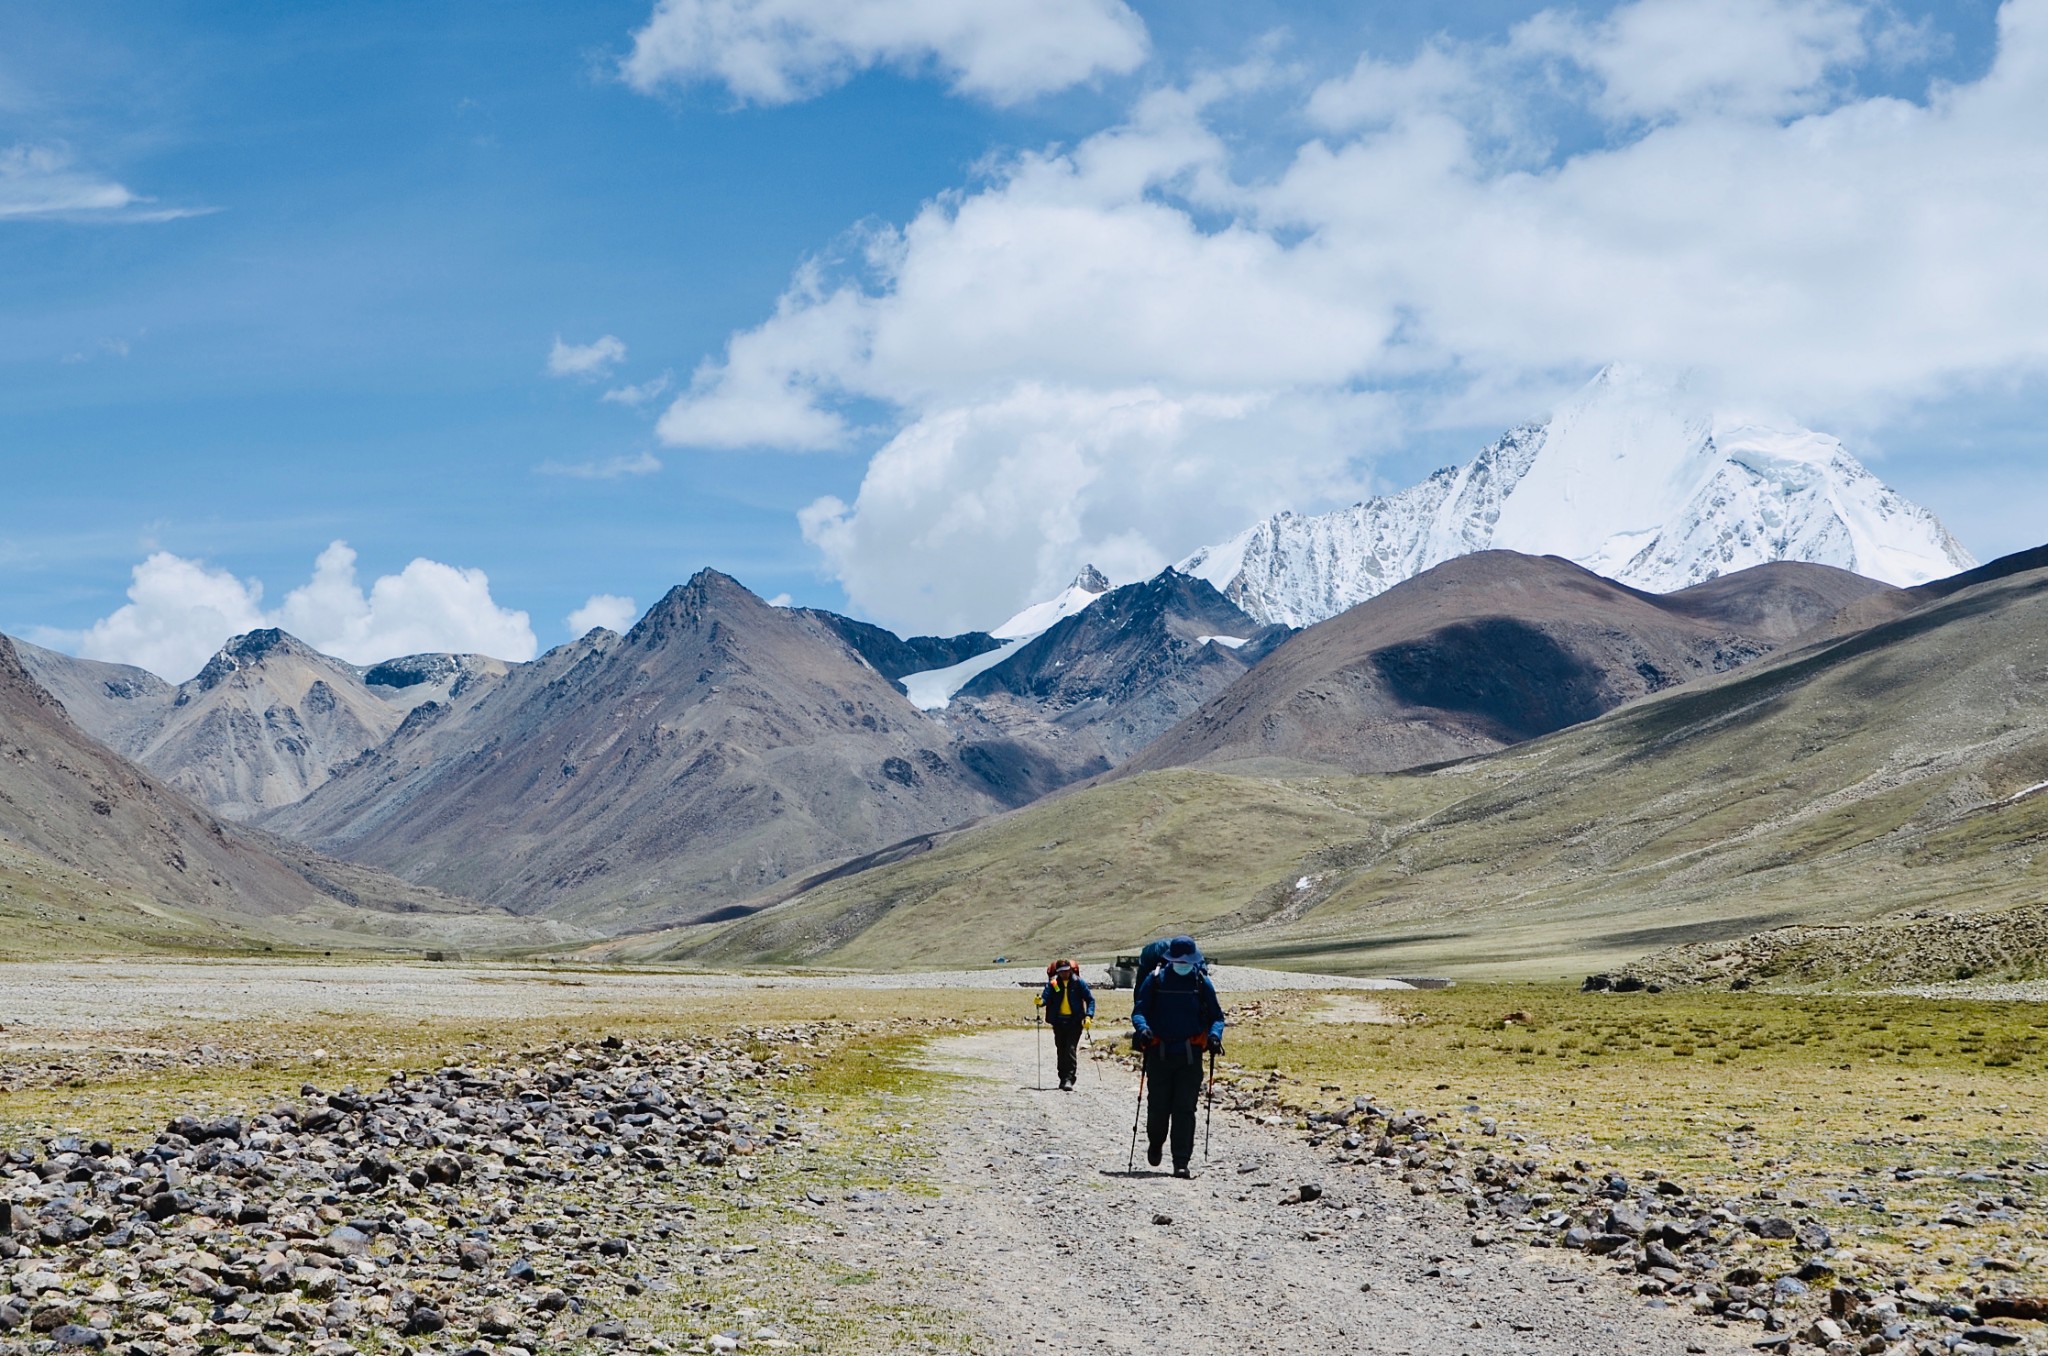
top-left (1146, 1142), bottom-right (1163, 1168)
top-left (1172, 1165), bottom-right (1193, 1179)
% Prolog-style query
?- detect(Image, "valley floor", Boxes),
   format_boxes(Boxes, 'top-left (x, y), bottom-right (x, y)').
top-left (4, 963), bottom-right (2044, 1354)
top-left (815, 1029), bottom-right (1748, 1354)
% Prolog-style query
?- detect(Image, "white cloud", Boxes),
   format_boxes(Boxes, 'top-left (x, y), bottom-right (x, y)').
top-left (601, 372), bottom-right (672, 405)
top-left (567, 593), bottom-right (640, 634)
top-left (1512, 0), bottom-right (1884, 122)
top-left (64, 553), bottom-right (270, 681)
top-left (662, 0), bottom-right (2048, 632)
top-left (275, 543), bottom-right (537, 666)
top-left (536, 451), bottom-right (664, 478)
top-left (547, 334), bottom-right (628, 378)
top-left (52, 543), bottom-right (537, 682)
top-left (621, 0), bottom-right (1148, 107)
top-left (800, 384), bottom-right (1385, 633)
top-left (764, 592), bottom-right (794, 607)
top-left (0, 143), bottom-right (207, 222)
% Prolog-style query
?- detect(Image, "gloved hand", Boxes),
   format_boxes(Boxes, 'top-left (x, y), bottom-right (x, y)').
top-left (1082, 1017), bottom-right (1092, 1030)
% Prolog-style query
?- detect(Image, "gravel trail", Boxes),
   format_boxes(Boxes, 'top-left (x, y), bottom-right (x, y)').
top-left (853, 1029), bottom-right (1749, 1355)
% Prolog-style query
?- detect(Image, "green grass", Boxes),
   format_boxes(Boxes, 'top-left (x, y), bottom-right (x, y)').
top-left (1217, 982), bottom-right (2048, 1294)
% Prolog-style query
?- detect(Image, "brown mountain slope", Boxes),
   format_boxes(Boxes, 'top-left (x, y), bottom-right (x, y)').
top-left (1122, 551), bottom-right (1893, 777)
top-left (262, 570), bottom-right (1064, 932)
top-left (947, 569), bottom-right (1289, 769)
top-left (19, 632), bottom-right (508, 820)
top-left (0, 633), bottom-right (549, 953)
top-left (657, 546), bottom-right (2047, 978)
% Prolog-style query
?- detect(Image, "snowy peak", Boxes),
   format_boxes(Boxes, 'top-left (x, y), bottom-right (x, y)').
top-left (989, 564), bottom-right (1112, 641)
top-left (1180, 368), bottom-right (1974, 627)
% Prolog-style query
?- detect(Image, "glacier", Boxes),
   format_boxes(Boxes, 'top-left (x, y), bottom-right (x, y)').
top-left (1179, 366), bottom-right (1976, 628)
top-left (899, 565), bottom-right (1111, 710)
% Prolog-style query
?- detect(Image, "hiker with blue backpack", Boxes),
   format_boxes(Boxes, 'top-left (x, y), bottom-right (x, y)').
top-left (1130, 934), bottom-right (1225, 1178)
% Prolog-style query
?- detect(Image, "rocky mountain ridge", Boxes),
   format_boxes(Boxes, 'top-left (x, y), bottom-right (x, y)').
top-left (18, 633), bottom-right (507, 821)
top-left (258, 570), bottom-right (1068, 932)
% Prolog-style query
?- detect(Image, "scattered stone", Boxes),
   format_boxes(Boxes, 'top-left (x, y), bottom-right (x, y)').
top-left (0, 1033), bottom-right (821, 1353)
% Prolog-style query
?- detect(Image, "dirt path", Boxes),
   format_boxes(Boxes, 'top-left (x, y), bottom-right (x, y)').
top-left (821, 1029), bottom-right (1752, 1355)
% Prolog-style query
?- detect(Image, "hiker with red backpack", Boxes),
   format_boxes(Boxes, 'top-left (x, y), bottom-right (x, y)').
top-left (1130, 934), bottom-right (1225, 1178)
top-left (1037, 958), bottom-right (1095, 1091)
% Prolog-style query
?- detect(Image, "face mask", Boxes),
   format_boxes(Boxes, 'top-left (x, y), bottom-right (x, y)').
top-left (1171, 961), bottom-right (1194, 976)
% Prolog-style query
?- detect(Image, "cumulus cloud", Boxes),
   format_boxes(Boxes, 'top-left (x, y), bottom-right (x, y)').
top-left (275, 543), bottom-right (537, 666)
top-left (55, 543), bottom-right (537, 682)
top-left (567, 593), bottom-right (640, 635)
top-left (658, 0), bottom-right (2048, 631)
top-left (620, 0), bottom-right (1148, 107)
top-left (1512, 0), bottom-right (1894, 123)
top-left (547, 334), bottom-right (627, 379)
top-left (63, 553), bottom-right (270, 681)
top-left (800, 384), bottom-right (1386, 633)
top-left (0, 143), bottom-right (207, 222)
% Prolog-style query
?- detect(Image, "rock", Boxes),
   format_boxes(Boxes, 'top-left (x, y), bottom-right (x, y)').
top-left (1805, 1317), bottom-right (1845, 1345)
top-left (323, 1225), bottom-right (371, 1257)
top-left (1750, 1216), bottom-right (1798, 1240)
top-left (1151, 1213), bottom-right (1173, 1226)
top-left (588, 1319), bottom-right (628, 1340)
top-left (1976, 1297), bottom-right (2048, 1322)
top-left (506, 1257), bottom-right (538, 1284)
top-left (425, 1154), bottom-right (463, 1185)
top-left (458, 1239), bottom-right (493, 1271)
top-left (1587, 1233), bottom-right (1634, 1256)
top-left (1641, 1242), bottom-right (1684, 1273)
top-left (1605, 1204), bottom-right (1650, 1237)
top-left (1963, 1328), bottom-right (2024, 1349)
top-left (52, 1325), bottom-right (108, 1350)
top-left (1796, 1221), bottom-right (1833, 1251)
top-left (478, 1303), bottom-right (520, 1337)
top-left (402, 1307), bottom-right (447, 1336)
top-left (1562, 1226), bottom-right (1592, 1250)
top-left (1296, 1183), bottom-right (1323, 1203)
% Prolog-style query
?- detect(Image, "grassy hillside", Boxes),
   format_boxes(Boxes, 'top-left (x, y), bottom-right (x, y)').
top-left (664, 561), bottom-right (2048, 979)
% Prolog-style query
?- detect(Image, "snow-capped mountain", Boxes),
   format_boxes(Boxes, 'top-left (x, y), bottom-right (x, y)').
top-left (900, 565), bottom-right (1111, 710)
top-left (1178, 367), bottom-right (1976, 628)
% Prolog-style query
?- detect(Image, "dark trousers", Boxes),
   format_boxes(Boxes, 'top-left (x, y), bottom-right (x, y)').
top-left (1051, 1023), bottom-right (1083, 1084)
top-left (1144, 1047), bottom-right (1204, 1168)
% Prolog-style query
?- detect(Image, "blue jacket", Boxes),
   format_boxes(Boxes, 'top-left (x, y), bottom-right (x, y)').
top-left (1132, 966), bottom-right (1224, 1053)
top-left (1039, 976), bottom-right (1095, 1027)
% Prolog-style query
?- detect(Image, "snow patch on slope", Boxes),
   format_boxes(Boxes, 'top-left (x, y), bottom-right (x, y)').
top-left (901, 566), bottom-right (1111, 709)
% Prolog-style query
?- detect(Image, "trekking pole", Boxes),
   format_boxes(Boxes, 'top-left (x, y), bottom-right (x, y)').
top-left (1203, 1044), bottom-right (1217, 1162)
top-left (1126, 1057), bottom-right (1148, 1173)
top-left (1035, 1017), bottom-right (1044, 1090)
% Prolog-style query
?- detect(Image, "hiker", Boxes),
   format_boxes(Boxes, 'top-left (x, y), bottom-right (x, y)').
top-left (1037, 958), bottom-right (1095, 1091)
top-left (1130, 934), bottom-right (1225, 1178)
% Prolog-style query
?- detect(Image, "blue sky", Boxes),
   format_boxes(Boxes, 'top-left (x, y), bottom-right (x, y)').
top-left (3, 0), bottom-right (2042, 678)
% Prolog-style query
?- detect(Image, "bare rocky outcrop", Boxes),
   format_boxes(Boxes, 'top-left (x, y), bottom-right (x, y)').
top-left (17, 634), bottom-right (507, 821)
